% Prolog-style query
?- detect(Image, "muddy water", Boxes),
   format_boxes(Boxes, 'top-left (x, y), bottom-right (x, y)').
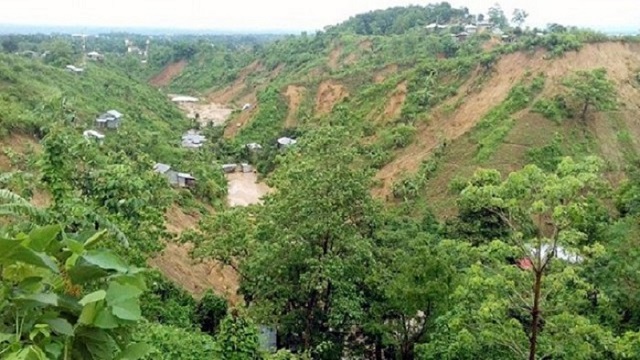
top-left (226, 172), bottom-right (272, 207)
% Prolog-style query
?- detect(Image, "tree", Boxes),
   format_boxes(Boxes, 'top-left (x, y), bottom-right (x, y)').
top-left (511, 9), bottom-right (529, 28)
top-left (1, 37), bottom-right (18, 53)
top-left (192, 127), bottom-right (380, 357)
top-left (563, 68), bottom-right (617, 123)
top-left (488, 3), bottom-right (509, 29)
top-left (424, 157), bottom-right (615, 360)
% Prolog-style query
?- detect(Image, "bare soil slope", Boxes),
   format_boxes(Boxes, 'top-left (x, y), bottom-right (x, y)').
top-left (315, 81), bottom-right (348, 115)
top-left (149, 205), bottom-right (241, 304)
top-left (285, 85), bottom-right (306, 127)
top-left (150, 60), bottom-right (187, 87)
top-left (375, 42), bottom-right (640, 198)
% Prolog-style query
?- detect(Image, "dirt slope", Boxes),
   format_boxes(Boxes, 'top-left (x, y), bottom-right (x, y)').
top-left (209, 60), bottom-right (263, 105)
top-left (149, 205), bottom-right (240, 303)
top-left (379, 81), bottom-right (408, 122)
top-left (315, 81), bottom-right (348, 115)
top-left (375, 42), bottom-right (640, 198)
top-left (374, 64), bottom-right (399, 83)
top-left (150, 60), bottom-right (187, 87)
top-left (328, 46), bottom-right (342, 70)
top-left (285, 85), bottom-right (306, 127)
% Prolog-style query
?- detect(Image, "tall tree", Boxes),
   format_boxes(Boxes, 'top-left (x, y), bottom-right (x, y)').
top-left (423, 157), bottom-right (615, 360)
top-left (511, 9), bottom-right (529, 28)
top-left (563, 68), bottom-right (617, 123)
top-left (488, 3), bottom-right (509, 29)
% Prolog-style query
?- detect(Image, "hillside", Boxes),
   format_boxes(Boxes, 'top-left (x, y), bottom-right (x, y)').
top-left (4, 3), bottom-right (640, 359)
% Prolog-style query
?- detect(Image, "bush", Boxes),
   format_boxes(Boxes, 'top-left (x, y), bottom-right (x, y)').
top-left (532, 95), bottom-right (570, 123)
top-left (194, 290), bottom-right (229, 335)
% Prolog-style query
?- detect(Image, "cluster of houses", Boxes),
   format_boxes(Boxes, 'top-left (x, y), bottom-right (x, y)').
top-left (425, 20), bottom-right (514, 42)
top-left (153, 163), bottom-right (197, 188)
top-left (66, 65), bottom-right (84, 74)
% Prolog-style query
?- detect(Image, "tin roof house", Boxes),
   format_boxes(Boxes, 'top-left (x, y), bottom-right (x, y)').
top-left (153, 163), bottom-right (196, 188)
top-left (95, 110), bottom-right (123, 129)
top-left (182, 130), bottom-right (206, 149)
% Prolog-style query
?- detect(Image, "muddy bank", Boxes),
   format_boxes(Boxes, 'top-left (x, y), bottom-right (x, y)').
top-left (226, 172), bottom-right (272, 207)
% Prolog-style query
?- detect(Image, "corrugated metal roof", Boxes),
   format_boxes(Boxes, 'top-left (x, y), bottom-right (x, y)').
top-left (107, 110), bottom-right (123, 118)
top-left (153, 163), bottom-right (171, 173)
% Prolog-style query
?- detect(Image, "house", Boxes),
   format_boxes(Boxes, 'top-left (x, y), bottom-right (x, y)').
top-left (477, 21), bottom-right (494, 33)
top-left (153, 163), bottom-right (195, 188)
top-left (176, 173), bottom-right (197, 188)
top-left (464, 24), bottom-right (478, 34)
top-left (66, 65), bottom-right (84, 74)
top-left (277, 137), bottom-right (297, 148)
top-left (182, 130), bottom-right (206, 149)
top-left (425, 23), bottom-right (448, 31)
top-left (454, 32), bottom-right (469, 42)
top-left (242, 103), bottom-right (252, 111)
top-left (222, 164), bottom-right (237, 173)
top-left (171, 96), bottom-right (199, 103)
top-left (95, 110), bottom-right (123, 129)
top-left (83, 130), bottom-right (105, 143)
top-left (87, 51), bottom-right (104, 61)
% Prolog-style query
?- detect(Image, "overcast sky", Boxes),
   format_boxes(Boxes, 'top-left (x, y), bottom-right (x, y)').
top-left (2, 0), bottom-right (638, 32)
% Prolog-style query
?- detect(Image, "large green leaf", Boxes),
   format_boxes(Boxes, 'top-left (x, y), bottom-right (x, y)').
top-left (79, 290), bottom-right (106, 306)
top-left (15, 293), bottom-right (58, 307)
top-left (72, 327), bottom-right (118, 360)
top-left (4, 345), bottom-right (48, 360)
top-left (111, 298), bottom-right (141, 321)
top-left (27, 225), bottom-right (61, 252)
top-left (68, 250), bottom-right (128, 283)
top-left (94, 308), bottom-right (119, 329)
top-left (0, 239), bottom-right (58, 273)
top-left (106, 282), bottom-right (143, 306)
top-left (115, 343), bottom-right (152, 360)
top-left (83, 230), bottom-right (107, 249)
top-left (78, 301), bottom-right (100, 325)
top-left (0, 332), bottom-right (13, 343)
top-left (44, 318), bottom-right (74, 336)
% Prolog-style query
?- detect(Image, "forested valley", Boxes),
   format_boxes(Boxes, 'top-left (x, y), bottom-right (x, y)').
top-left (2, 2), bottom-right (640, 359)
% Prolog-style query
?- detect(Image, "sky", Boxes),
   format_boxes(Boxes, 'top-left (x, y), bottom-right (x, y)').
top-left (1, 0), bottom-right (638, 33)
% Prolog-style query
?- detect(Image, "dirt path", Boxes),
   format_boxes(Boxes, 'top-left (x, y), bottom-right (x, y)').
top-left (149, 205), bottom-right (241, 304)
top-left (150, 60), bottom-right (187, 87)
top-left (284, 85), bottom-right (305, 128)
top-left (315, 81), bottom-right (348, 115)
top-left (226, 172), bottom-right (272, 207)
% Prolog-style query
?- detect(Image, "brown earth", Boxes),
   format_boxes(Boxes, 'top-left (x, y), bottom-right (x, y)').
top-left (178, 102), bottom-right (233, 126)
top-left (149, 60), bottom-right (187, 87)
top-left (226, 172), bottom-right (273, 207)
top-left (359, 40), bottom-right (373, 52)
top-left (0, 133), bottom-right (41, 171)
top-left (149, 204), bottom-right (241, 304)
top-left (379, 81), bottom-right (408, 122)
top-left (374, 64), bottom-right (399, 83)
top-left (374, 42), bottom-right (640, 198)
top-left (328, 45), bottom-right (342, 70)
top-left (284, 85), bottom-right (306, 128)
top-left (30, 189), bottom-right (52, 208)
top-left (209, 60), bottom-right (263, 105)
top-left (315, 81), bottom-right (348, 115)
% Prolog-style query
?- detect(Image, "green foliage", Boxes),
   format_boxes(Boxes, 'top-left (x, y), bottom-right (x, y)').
top-left (563, 68), bottom-right (617, 122)
top-left (532, 95), bottom-right (571, 123)
top-left (194, 290), bottom-right (228, 335)
top-left (133, 322), bottom-right (218, 360)
top-left (525, 133), bottom-right (564, 171)
top-left (0, 225), bottom-right (148, 360)
top-left (474, 74), bottom-right (545, 162)
top-left (214, 313), bottom-right (262, 360)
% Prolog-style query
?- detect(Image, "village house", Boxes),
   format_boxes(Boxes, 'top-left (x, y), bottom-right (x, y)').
top-left (464, 24), bottom-right (477, 34)
top-left (424, 23), bottom-right (448, 32)
top-left (95, 110), bottom-right (123, 129)
top-left (153, 163), bottom-right (196, 188)
top-left (182, 130), bottom-right (206, 149)
top-left (87, 51), bottom-right (104, 61)
top-left (66, 65), bottom-right (84, 74)
top-left (277, 137), bottom-right (297, 149)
